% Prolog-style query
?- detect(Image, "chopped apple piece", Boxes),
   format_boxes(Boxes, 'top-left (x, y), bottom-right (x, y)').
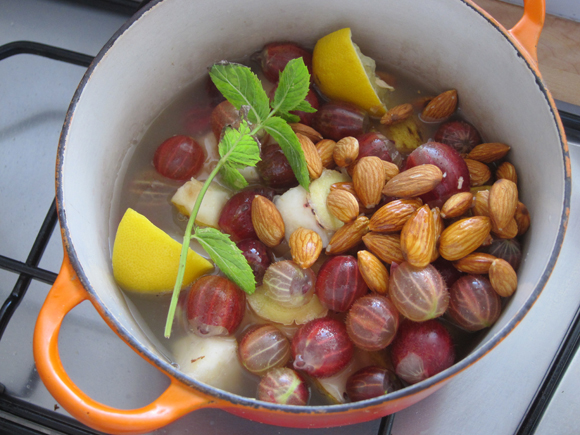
top-left (238, 166), bottom-right (261, 184)
top-left (171, 178), bottom-right (232, 228)
top-left (172, 333), bottom-right (250, 395)
top-left (248, 285), bottom-right (328, 325)
top-left (308, 169), bottom-right (351, 231)
top-left (274, 185), bottom-right (333, 247)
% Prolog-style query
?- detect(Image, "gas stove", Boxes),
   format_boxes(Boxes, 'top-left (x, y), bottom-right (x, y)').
top-left (1, 1), bottom-right (580, 434)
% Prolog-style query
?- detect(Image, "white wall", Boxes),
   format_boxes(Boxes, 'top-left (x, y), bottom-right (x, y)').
top-left (499, 0), bottom-right (580, 22)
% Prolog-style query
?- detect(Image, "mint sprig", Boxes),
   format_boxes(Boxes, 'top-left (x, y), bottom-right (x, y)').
top-left (193, 228), bottom-right (256, 293)
top-left (164, 58), bottom-right (313, 338)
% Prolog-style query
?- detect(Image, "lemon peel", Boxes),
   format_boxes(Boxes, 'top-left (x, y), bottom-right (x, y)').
top-left (112, 208), bottom-right (213, 293)
top-left (313, 28), bottom-right (392, 116)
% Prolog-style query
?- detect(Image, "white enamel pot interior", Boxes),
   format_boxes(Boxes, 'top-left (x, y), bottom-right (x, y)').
top-left (42, 0), bottom-right (570, 432)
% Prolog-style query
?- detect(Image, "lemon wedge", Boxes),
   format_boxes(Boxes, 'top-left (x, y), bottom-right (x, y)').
top-left (313, 28), bottom-right (393, 116)
top-left (112, 208), bottom-right (213, 293)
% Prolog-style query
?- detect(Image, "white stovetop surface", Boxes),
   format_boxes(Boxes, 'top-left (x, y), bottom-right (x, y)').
top-left (1, 1), bottom-right (579, 434)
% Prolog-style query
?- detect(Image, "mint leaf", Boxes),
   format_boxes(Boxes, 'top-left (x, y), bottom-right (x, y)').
top-left (209, 62), bottom-right (269, 125)
top-left (220, 164), bottom-right (248, 190)
top-left (263, 116), bottom-right (310, 190)
top-left (272, 58), bottom-right (312, 116)
top-left (279, 112), bottom-right (301, 124)
top-left (193, 227), bottom-right (256, 294)
top-left (218, 121), bottom-right (261, 168)
top-left (293, 99), bottom-right (316, 113)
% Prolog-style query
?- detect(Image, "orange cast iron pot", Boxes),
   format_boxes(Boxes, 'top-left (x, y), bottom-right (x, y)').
top-left (33, 0), bottom-right (570, 433)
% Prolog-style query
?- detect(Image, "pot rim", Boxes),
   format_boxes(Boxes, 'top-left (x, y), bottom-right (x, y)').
top-left (55, 0), bottom-right (571, 415)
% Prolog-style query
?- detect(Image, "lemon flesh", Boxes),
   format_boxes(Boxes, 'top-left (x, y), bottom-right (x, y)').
top-left (112, 208), bottom-right (213, 293)
top-left (313, 28), bottom-right (392, 116)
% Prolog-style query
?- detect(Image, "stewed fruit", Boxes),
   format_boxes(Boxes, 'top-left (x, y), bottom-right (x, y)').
top-left (292, 318), bottom-right (354, 378)
top-left (185, 276), bottom-right (246, 337)
top-left (313, 101), bottom-right (370, 141)
top-left (259, 42), bottom-right (313, 83)
top-left (262, 260), bottom-right (316, 308)
top-left (346, 295), bottom-right (399, 351)
top-left (390, 320), bottom-right (455, 385)
top-left (153, 135), bottom-right (205, 180)
top-left (257, 368), bottom-right (310, 405)
top-left (236, 239), bottom-right (271, 286)
top-left (389, 262), bottom-right (449, 322)
top-left (238, 325), bottom-right (291, 375)
top-left (316, 255), bottom-right (368, 312)
top-left (355, 132), bottom-right (403, 168)
top-left (483, 237), bottom-right (522, 270)
top-left (447, 275), bottom-right (501, 331)
top-left (346, 366), bottom-right (402, 402)
top-left (256, 144), bottom-right (299, 189)
top-left (434, 120), bottom-right (482, 155)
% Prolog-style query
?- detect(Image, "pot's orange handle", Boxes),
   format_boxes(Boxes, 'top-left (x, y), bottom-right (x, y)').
top-left (33, 253), bottom-right (213, 435)
top-left (509, 0), bottom-right (545, 65)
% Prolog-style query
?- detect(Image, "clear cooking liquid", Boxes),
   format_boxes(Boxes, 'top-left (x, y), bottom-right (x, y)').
top-left (113, 58), bottom-right (477, 403)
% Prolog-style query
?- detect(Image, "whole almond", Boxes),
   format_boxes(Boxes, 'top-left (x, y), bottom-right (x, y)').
top-left (489, 258), bottom-right (518, 297)
top-left (492, 217), bottom-right (519, 239)
top-left (431, 206), bottom-right (444, 262)
top-left (316, 139), bottom-right (337, 169)
top-left (453, 253), bottom-right (497, 274)
top-left (380, 103), bottom-right (414, 126)
top-left (290, 123), bottom-right (323, 143)
top-left (251, 195), bottom-right (285, 247)
top-left (362, 232), bottom-right (405, 265)
top-left (383, 164), bottom-right (443, 198)
top-left (327, 189), bottom-right (359, 223)
top-left (489, 179), bottom-right (518, 231)
top-left (412, 95), bottom-right (434, 111)
top-left (439, 216), bottom-right (492, 261)
top-left (297, 133), bottom-right (323, 180)
top-left (334, 136), bottom-right (359, 167)
top-left (400, 205), bottom-right (435, 268)
top-left (496, 161), bottom-right (518, 184)
top-left (326, 216), bottom-right (369, 255)
top-left (357, 250), bottom-right (389, 294)
top-left (383, 161), bottom-right (400, 181)
top-left (441, 192), bottom-right (474, 219)
top-left (515, 202), bottom-right (530, 236)
top-left (421, 89), bottom-right (458, 122)
top-left (330, 182), bottom-right (374, 214)
top-left (464, 158), bottom-right (491, 187)
top-left (289, 228), bottom-right (323, 269)
top-left (467, 143), bottom-right (511, 163)
top-left (481, 233), bottom-right (494, 247)
top-left (369, 198), bottom-right (423, 232)
top-left (472, 189), bottom-right (490, 217)
top-left (353, 156), bottom-right (387, 208)
top-left (330, 181), bottom-right (356, 194)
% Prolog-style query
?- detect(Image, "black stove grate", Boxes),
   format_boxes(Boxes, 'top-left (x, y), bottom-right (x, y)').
top-left (0, 41), bottom-right (93, 342)
top-left (1, 3), bottom-right (580, 433)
